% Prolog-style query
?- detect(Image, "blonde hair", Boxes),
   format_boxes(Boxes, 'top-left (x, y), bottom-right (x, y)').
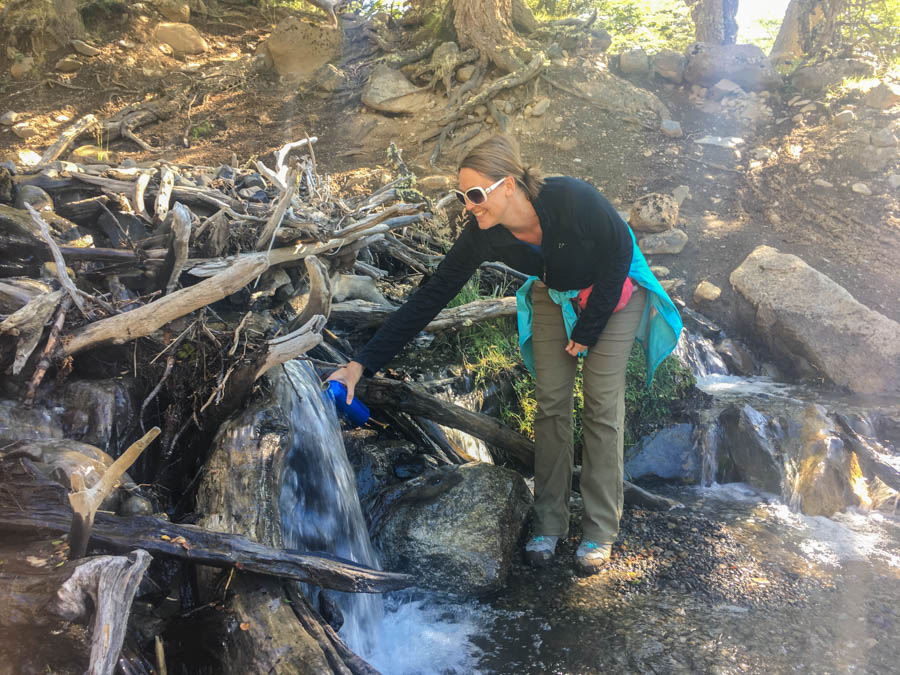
top-left (458, 134), bottom-right (545, 200)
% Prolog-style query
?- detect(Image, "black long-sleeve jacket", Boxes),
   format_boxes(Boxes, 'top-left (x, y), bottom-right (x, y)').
top-left (354, 176), bottom-right (634, 374)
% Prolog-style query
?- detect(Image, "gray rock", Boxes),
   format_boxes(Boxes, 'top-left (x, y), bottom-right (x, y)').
top-left (715, 338), bottom-right (754, 376)
top-left (652, 49), bottom-right (686, 83)
top-left (0, 111), bottom-right (18, 125)
top-left (871, 127), bottom-right (898, 148)
top-left (639, 228), bottom-right (688, 255)
top-left (14, 184), bottom-right (53, 212)
top-left (833, 109), bottom-right (855, 127)
top-left (590, 28), bottom-right (612, 53)
top-left (672, 185), bottom-right (691, 205)
top-left (362, 64), bottom-right (431, 114)
top-left (625, 424), bottom-right (697, 481)
top-left (813, 178), bottom-right (834, 188)
top-left (684, 42), bottom-right (781, 91)
top-left (531, 97), bottom-right (550, 116)
top-left (730, 245), bottom-right (900, 396)
top-left (157, 0), bottom-right (191, 22)
top-left (314, 63), bottom-right (344, 92)
top-left (709, 78), bottom-right (744, 101)
top-left (375, 463), bottom-right (532, 597)
top-left (716, 404), bottom-right (785, 494)
top-left (695, 135), bottom-right (744, 148)
top-left (851, 182), bottom-right (872, 195)
top-left (153, 22), bottom-right (207, 55)
top-left (649, 265), bottom-right (670, 278)
top-left (261, 17), bottom-right (341, 81)
top-left (620, 48), bottom-right (650, 75)
top-left (863, 82), bottom-right (900, 110)
top-left (119, 495), bottom-right (154, 516)
top-left (576, 70), bottom-right (671, 121)
top-left (889, 174), bottom-right (900, 189)
top-left (791, 58), bottom-right (876, 92)
top-left (629, 192), bottom-right (679, 233)
top-left (0, 160), bottom-right (15, 174)
top-left (71, 39), bottom-right (101, 57)
top-left (12, 122), bottom-right (35, 139)
top-left (660, 119), bottom-right (683, 138)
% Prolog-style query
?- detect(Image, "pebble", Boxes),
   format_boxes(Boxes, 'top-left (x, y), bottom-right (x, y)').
top-left (833, 110), bottom-right (855, 127)
top-left (851, 183), bottom-right (872, 196)
top-left (0, 111), bottom-right (18, 126)
top-left (71, 39), bottom-right (101, 57)
top-left (55, 57), bottom-right (82, 72)
top-left (813, 178), bottom-right (834, 188)
top-left (889, 174), bottom-right (900, 189)
top-left (660, 120), bottom-right (683, 138)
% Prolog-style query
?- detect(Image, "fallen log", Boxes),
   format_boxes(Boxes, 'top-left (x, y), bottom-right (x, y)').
top-left (39, 113), bottom-right (99, 164)
top-left (60, 253), bottom-right (269, 356)
top-left (0, 465), bottom-right (414, 593)
top-left (329, 296), bottom-right (517, 333)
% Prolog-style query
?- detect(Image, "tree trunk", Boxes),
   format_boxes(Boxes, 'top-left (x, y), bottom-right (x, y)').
top-left (453, 0), bottom-right (524, 72)
top-left (689, 0), bottom-right (739, 45)
top-left (769, 0), bottom-right (843, 64)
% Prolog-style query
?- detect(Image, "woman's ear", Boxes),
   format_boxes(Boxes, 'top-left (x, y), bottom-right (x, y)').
top-left (505, 175), bottom-right (516, 195)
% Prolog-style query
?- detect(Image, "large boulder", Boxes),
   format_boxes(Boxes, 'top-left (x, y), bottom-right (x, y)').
top-left (373, 462), bottom-right (532, 596)
top-left (619, 48), bottom-right (650, 76)
top-left (684, 42), bottom-right (781, 91)
top-left (577, 70), bottom-right (671, 120)
top-left (624, 424), bottom-right (698, 482)
top-left (362, 64), bottom-right (432, 114)
top-left (791, 58), bottom-right (876, 92)
top-left (153, 22), bottom-right (207, 55)
top-left (653, 49), bottom-right (686, 83)
top-left (864, 82), bottom-right (900, 110)
top-left (260, 16), bottom-right (341, 81)
top-left (730, 246), bottom-right (900, 396)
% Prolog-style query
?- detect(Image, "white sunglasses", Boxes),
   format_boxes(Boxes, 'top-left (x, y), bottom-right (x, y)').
top-left (453, 177), bottom-right (507, 205)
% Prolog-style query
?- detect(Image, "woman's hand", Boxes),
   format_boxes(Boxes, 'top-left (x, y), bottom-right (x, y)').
top-left (565, 339), bottom-right (587, 358)
top-left (326, 361), bottom-right (364, 404)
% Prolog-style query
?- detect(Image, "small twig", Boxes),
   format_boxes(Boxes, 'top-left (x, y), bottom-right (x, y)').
top-left (140, 354), bottom-right (175, 434)
top-left (228, 311), bottom-right (252, 357)
top-left (25, 204), bottom-right (88, 318)
top-left (23, 296), bottom-right (73, 409)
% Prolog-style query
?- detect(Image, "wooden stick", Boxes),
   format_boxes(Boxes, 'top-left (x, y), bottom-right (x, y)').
top-left (133, 172), bottom-right (151, 220)
top-left (0, 289), bottom-right (64, 374)
top-left (26, 204), bottom-right (87, 317)
top-left (164, 203), bottom-right (191, 295)
top-left (287, 257), bottom-right (331, 332)
top-left (255, 164), bottom-right (302, 251)
top-left (253, 315), bottom-right (326, 380)
top-left (68, 427), bottom-right (161, 559)
top-left (23, 295), bottom-right (72, 408)
top-left (154, 167), bottom-right (176, 221)
top-left (38, 113), bottom-right (99, 164)
top-left (61, 254), bottom-right (269, 356)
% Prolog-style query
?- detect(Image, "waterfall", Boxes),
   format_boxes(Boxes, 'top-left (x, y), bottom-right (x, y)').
top-left (674, 331), bottom-right (729, 379)
top-left (279, 360), bottom-right (383, 656)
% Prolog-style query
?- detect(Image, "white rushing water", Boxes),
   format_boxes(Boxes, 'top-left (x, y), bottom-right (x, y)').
top-left (278, 360), bottom-right (489, 673)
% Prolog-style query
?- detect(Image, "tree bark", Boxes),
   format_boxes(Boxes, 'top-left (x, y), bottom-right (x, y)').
top-left (453, 0), bottom-right (524, 72)
top-left (769, 0), bottom-right (842, 64)
top-left (689, 0), bottom-right (739, 45)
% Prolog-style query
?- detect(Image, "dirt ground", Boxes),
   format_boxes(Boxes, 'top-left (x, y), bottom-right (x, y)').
top-left (2, 5), bottom-right (898, 339)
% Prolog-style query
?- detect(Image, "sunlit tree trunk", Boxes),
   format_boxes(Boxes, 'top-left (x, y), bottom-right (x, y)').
top-left (769, 0), bottom-right (845, 64)
top-left (687, 0), bottom-right (739, 45)
top-left (453, 0), bottom-right (526, 72)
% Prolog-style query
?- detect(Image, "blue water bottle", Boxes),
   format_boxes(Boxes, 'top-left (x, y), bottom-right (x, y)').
top-left (323, 380), bottom-right (370, 427)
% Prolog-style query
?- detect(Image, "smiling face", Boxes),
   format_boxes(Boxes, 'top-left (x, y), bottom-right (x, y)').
top-left (457, 167), bottom-right (513, 230)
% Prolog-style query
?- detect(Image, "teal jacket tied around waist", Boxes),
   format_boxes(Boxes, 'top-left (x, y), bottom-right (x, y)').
top-left (517, 227), bottom-right (683, 388)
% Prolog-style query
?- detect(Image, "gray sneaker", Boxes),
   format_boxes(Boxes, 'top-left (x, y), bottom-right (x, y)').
top-left (574, 540), bottom-right (612, 575)
top-left (524, 535), bottom-right (559, 567)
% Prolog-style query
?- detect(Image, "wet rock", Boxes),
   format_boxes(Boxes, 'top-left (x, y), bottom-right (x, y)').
top-left (0, 111), bottom-right (18, 126)
top-left (71, 39), bottom-right (101, 57)
top-left (153, 22), bottom-right (208, 55)
top-left (851, 182), bottom-right (872, 195)
top-left (715, 338), bottom-right (754, 376)
top-left (55, 57), bottom-right (82, 72)
top-left (14, 184), bottom-right (53, 212)
top-left (639, 229), bottom-right (688, 256)
top-left (120, 494), bottom-right (154, 516)
top-left (374, 463), bottom-right (532, 596)
top-left (629, 193), bottom-right (679, 233)
top-left (709, 79), bottom-right (744, 101)
top-left (0, 400), bottom-right (64, 445)
top-left (863, 82), bottom-right (900, 110)
top-left (684, 42), bottom-right (781, 91)
top-left (653, 49), bottom-right (685, 83)
top-left (10, 57), bottom-right (35, 79)
top-left (620, 48), bottom-right (649, 76)
top-left (717, 404), bottom-right (784, 494)
top-left (660, 120), bottom-right (682, 138)
top-left (12, 122), bottom-right (36, 139)
top-left (693, 281), bottom-right (721, 303)
top-left (730, 246), bottom-right (900, 396)
top-left (791, 58), bottom-right (876, 92)
top-left (362, 64), bottom-right (431, 114)
top-left (261, 16), bottom-right (341, 81)
top-left (625, 424), bottom-right (697, 481)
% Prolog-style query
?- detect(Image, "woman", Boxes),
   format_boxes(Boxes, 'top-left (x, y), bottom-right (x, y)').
top-left (328, 135), bottom-right (682, 575)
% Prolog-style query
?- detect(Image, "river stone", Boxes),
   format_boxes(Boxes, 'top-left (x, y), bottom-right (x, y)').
top-left (12, 122), bottom-right (36, 139)
top-left (730, 245), bottom-right (900, 396)
top-left (715, 338), bottom-right (754, 376)
top-left (374, 462), bottom-right (532, 596)
top-left (694, 280), bottom-right (721, 303)
top-left (791, 58), bottom-right (876, 92)
top-left (624, 424), bottom-right (698, 482)
top-left (1, 111), bottom-right (18, 125)
top-left (0, 399), bottom-right (64, 445)
top-left (716, 403), bottom-right (784, 494)
top-left (71, 39), bottom-right (101, 57)
top-left (362, 64), bottom-right (431, 114)
top-left (261, 16), bottom-right (341, 81)
top-left (652, 49), bottom-right (685, 83)
top-left (684, 42), bottom-right (780, 91)
top-left (55, 57), bottom-right (82, 72)
top-left (851, 182), bottom-right (872, 195)
top-left (153, 22), bottom-right (208, 55)
top-left (620, 48), bottom-right (649, 75)
top-left (660, 120), bottom-right (682, 138)
top-left (50, 378), bottom-right (141, 455)
top-left (639, 228), bottom-right (688, 256)
top-left (863, 82), bottom-right (900, 110)
top-left (629, 193), bottom-right (679, 233)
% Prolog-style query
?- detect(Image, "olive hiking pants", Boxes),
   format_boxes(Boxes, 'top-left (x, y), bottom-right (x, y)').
top-left (530, 281), bottom-right (647, 544)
